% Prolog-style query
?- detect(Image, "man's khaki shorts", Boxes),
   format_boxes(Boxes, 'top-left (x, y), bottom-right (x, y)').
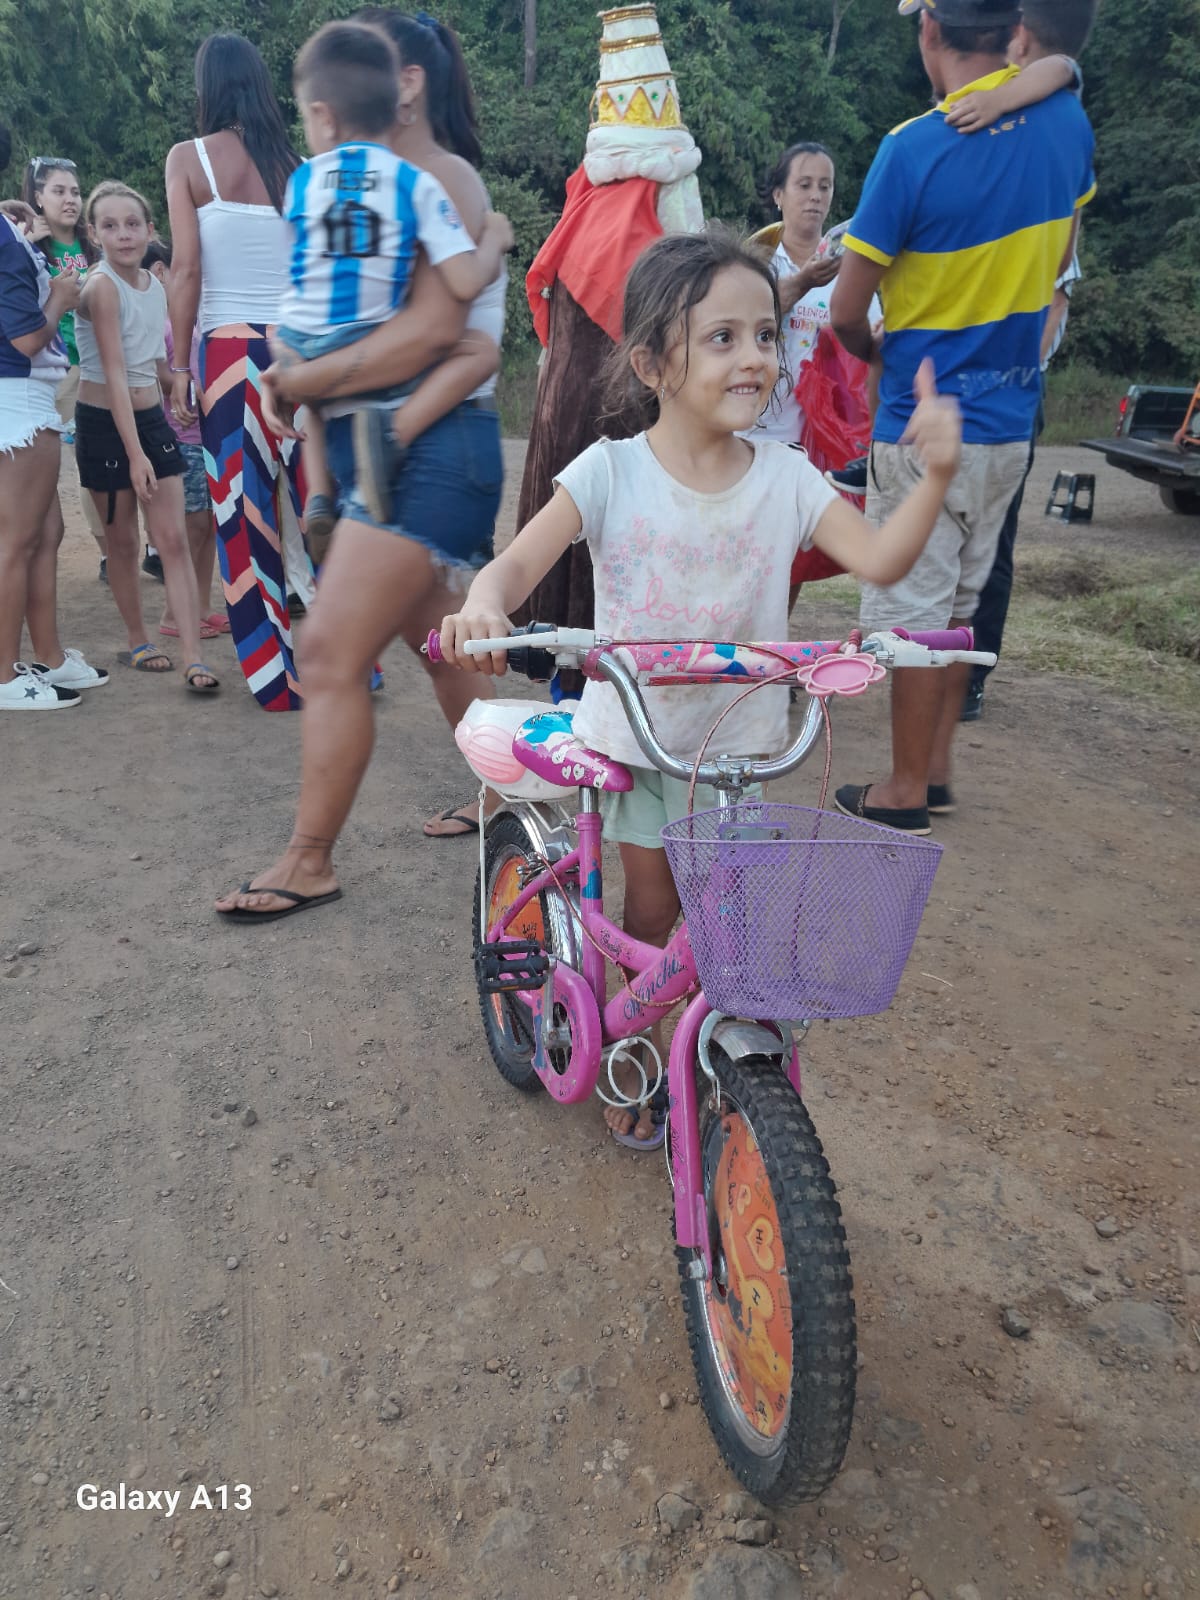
top-left (859, 440), bottom-right (1031, 632)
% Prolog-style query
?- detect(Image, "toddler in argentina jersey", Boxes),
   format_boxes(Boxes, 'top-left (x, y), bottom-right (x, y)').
top-left (275, 21), bottom-right (512, 544)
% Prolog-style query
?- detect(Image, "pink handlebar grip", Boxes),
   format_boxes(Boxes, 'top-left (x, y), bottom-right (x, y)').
top-left (897, 627), bottom-right (974, 651)
top-left (425, 629), bottom-right (444, 663)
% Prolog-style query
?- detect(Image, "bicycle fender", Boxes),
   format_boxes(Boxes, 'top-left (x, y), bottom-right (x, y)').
top-left (708, 1019), bottom-right (792, 1066)
top-left (489, 798), bottom-right (575, 862)
top-left (528, 962), bottom-right (602, 1104)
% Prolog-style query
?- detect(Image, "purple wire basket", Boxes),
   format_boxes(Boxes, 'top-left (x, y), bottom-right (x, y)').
top-left (661, 802), bottom-right (943, 1020)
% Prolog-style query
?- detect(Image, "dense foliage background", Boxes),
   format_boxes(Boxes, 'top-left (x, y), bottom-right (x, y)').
top-left (3, 0), bottom-right (1198, 396)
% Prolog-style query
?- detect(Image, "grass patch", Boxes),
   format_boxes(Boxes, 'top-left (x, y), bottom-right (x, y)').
top-left (1017, 550), bottom-right (1200, 662)
top-left (1041, 361), bottom-right (1126, 445)
top-left (1004, 550), bottom-right (1200, 715)
top-left (497, 345), bottom-right (540, 439)
top-left (1016, 549), bottom-right (1111, 601)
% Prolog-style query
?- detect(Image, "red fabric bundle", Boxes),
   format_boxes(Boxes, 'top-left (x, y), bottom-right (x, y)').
top-left (525, 166), bottom-right (663, 346)
top-left (790, 328), bottom-right (872, 586)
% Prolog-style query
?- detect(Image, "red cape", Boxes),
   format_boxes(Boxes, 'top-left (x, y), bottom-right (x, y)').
top-left (526, 165), bottom-right (663, 345)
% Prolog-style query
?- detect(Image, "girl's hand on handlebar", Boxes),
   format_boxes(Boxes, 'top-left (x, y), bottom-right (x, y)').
top-left (900, 359), bottom-right (961, 483)
top-left (438, 607), bottom-right (514, 677)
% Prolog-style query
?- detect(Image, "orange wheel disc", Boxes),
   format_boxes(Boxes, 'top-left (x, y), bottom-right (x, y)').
top-left (701, 1108), bottom-right (793, 1445)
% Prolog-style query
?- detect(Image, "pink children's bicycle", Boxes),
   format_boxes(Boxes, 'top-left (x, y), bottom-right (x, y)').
top-left (426, 622), bottom-right (993, 1504)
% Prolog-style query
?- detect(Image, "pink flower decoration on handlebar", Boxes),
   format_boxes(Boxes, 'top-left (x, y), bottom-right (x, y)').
top-left (793, 651), bottom-right (887, 699)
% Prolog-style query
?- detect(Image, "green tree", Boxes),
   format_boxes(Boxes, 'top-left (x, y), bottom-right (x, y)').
top-left (2, 0), bottom-right (1195, 380)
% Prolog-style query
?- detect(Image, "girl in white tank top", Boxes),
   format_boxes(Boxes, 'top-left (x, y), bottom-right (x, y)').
top-left (75, 181), bottom-right (219, 694)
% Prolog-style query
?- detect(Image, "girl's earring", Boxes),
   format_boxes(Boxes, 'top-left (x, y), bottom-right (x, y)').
top-left (658, 385), bottom-right (666, 402)
top-left (399, 103), bottom-right (416, 127)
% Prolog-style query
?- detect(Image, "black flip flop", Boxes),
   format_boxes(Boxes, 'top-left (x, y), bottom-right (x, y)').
top-left (424, 806), bottom-right (480, 840)
top-left (216, 882), bottom-right (344, 923)
top-left (834, 784), bottom-right (931, 836)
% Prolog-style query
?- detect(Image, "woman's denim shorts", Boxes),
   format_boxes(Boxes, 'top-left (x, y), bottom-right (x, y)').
top-left (326, 398), bottom-right (503, 580)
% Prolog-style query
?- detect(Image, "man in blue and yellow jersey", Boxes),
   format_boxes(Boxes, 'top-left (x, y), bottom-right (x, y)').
top-left (830, 0), bottom-right (1095, 835)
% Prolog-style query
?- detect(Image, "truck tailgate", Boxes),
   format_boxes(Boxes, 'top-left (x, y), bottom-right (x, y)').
top-left (1080, 437), bottom-right (1200, 481)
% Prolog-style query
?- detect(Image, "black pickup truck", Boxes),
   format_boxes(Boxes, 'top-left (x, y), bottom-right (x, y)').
top-left (1081, 384), bottom-right (1200, 515)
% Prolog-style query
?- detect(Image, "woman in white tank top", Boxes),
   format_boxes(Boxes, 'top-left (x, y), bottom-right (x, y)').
top-left (165, 33), bottom-right (314, 712)
top-left (215, 8), bottom-right (509, 922)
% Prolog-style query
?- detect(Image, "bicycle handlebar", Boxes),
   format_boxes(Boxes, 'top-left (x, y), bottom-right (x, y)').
top-left (892, 627), bottom-right (973, 651)
top-left (425, 625), bottom-right (990, 670)
top-left (425, 625), bottom-right (998, 790)
top-left (595, 652), bottom-right (829, 787)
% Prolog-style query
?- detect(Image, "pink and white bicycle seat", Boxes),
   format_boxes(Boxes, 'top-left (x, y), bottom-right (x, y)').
top-left (513, 710), bottom-right (634, 793)
top-left (454, 702), bottom-right (634, 801)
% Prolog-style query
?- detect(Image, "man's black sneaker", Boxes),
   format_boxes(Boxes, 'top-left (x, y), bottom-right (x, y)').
top-left (142, 548), bottom-right (165, 582)
top-left (824, 456), bottom-right (869, 495)
top-left (960, 679), bottom-right (985, 722)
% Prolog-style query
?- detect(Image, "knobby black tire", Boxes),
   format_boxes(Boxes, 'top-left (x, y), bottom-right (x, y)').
top-left (474, 812), bottom-right (563, 1093)
top-left (676, 1052), bottom-right (856, 1505)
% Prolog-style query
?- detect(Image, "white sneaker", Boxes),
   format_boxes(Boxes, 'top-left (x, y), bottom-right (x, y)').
top-left (32, 647), bottom-right (109, 690)
top-left (0, 662), bottom-right (81, 710)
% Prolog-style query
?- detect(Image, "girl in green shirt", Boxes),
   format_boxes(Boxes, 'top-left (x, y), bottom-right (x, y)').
top-left (21, 157), bottom-right (106, 564)
top-left (21, 158), bottom-right (93, 359)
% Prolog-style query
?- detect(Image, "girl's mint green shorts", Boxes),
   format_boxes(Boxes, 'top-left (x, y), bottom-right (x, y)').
top-left (601, 768), bottom-right (762, 849)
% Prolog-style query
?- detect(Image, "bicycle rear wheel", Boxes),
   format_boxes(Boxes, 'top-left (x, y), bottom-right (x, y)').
top-left (474, 811), bottom-right (575, 1091)
top-left (676, 1051), bottom-right (856, 1504)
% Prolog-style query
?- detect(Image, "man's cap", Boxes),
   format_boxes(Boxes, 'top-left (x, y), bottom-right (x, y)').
top-left (898, 0), bottom-right (1023, 24)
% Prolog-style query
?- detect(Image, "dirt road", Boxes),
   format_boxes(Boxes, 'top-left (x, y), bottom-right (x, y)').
top-left (2, 444), bottom-right (1198, 1600)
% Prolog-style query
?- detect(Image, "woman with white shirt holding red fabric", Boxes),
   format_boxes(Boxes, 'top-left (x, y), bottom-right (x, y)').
top-left (751, 142), bottom-right (844, 446)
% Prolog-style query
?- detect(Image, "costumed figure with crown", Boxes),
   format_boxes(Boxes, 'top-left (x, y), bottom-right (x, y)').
top-left (514, 5), bottom-right (704, 672)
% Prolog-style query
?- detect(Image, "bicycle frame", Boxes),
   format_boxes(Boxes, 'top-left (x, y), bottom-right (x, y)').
top-left (485, 792), bottom-right (801, 1276)
top-left (464, 627), bottom-right (995, 1279)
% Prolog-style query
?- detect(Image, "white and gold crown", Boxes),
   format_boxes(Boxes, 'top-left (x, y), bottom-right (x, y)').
top-left (591, 3), bottom-right (683, 130)
top-left (584, 3), bottom-right (703, 230)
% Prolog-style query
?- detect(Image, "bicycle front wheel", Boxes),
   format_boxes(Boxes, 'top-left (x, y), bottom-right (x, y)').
top-left (676, 1051), bottom-right (856, 1505)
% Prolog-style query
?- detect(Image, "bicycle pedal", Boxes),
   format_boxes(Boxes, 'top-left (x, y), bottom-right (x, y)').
top-left (475, 939), bottom-right (551, 994)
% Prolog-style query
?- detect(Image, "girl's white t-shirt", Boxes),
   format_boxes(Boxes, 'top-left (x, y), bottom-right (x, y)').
top-left (555, 433), bottom-right (838, 769)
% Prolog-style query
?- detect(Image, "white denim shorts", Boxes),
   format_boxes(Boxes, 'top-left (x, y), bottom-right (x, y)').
top-left (0, 376), bottom-right (64, 456)
top-left (859, 439), bottom-right (1031, 631)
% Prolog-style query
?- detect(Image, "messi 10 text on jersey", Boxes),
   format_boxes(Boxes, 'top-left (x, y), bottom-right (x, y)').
top-left (322, 170), bottom-right (380, 192)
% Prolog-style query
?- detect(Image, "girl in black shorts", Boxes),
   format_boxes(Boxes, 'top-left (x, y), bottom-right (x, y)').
top-left (75, 181), bottom-right (218, 692)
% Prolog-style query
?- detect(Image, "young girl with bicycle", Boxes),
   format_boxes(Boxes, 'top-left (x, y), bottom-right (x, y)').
top-left (74, 181), bottom-right (219, 692)
top-left (441, 228), bottom-right (960, 1143)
